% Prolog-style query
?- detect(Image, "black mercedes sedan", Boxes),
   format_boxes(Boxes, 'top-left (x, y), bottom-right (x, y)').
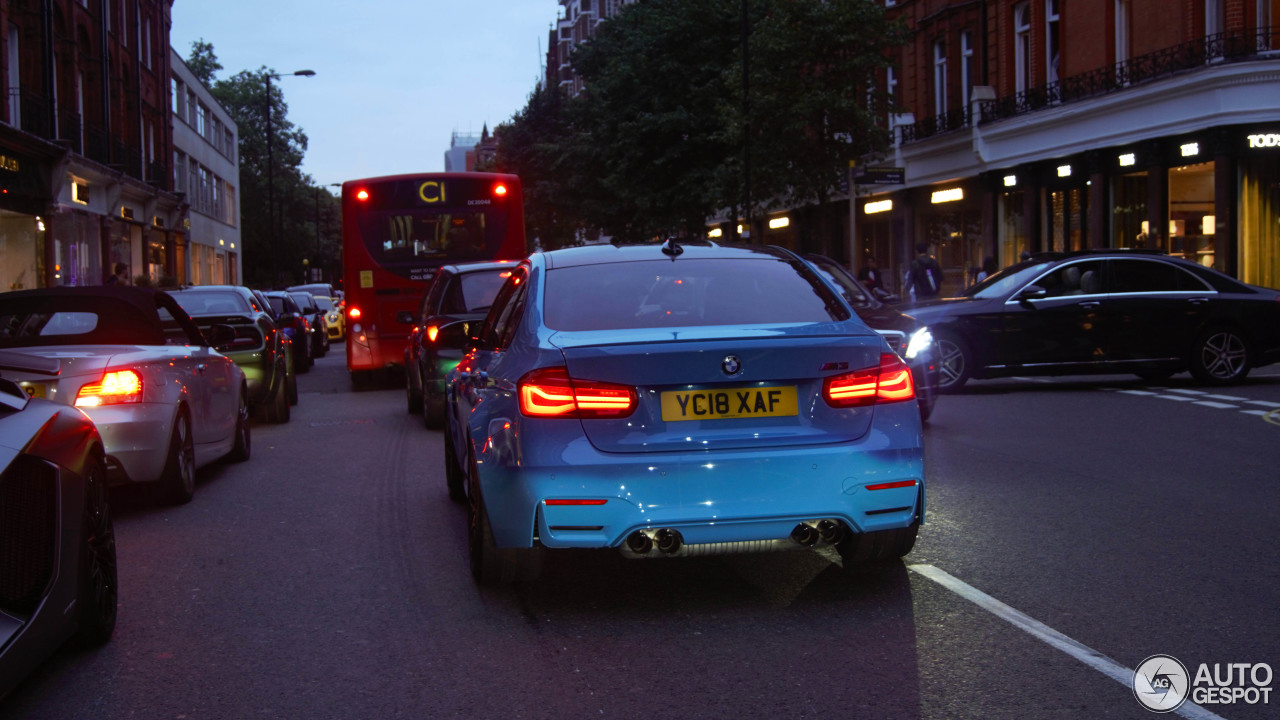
top-left (904, 250), bottom-right (1280, 391)
top-left (806, 255), bottom-right (938, 421)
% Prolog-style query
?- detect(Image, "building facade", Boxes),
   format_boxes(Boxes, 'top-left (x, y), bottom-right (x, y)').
top-left (548, 0), bottom-right (638, 96)
top-left (1, 0), bottom-right (182, 291)
top-left (170, 47), bottom-right (240, 285)
top-left (852, 0), bottom-right (1280, 296)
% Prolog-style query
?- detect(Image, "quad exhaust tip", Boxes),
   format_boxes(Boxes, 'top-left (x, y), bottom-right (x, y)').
top-left (623, 520), bottom-right (846, 558)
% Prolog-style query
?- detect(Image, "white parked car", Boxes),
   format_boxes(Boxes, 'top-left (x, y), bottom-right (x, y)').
top-left (0, 286), bottom-right (251, 504)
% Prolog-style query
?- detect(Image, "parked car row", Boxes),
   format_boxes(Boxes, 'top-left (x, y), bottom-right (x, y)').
top-left (0, 279), bottom-right (348, 699)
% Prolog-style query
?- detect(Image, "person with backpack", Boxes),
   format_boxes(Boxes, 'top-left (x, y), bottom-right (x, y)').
top-left (907, 242), bottom-right (943, 302)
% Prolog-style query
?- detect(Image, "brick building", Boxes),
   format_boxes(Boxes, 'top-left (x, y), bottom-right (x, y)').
top-left (0, 0), bottom-right (182, 290)
top-left (547, 0), bottom-right (638, 97)
top-left (851, 0), bottom-right (1280, 295)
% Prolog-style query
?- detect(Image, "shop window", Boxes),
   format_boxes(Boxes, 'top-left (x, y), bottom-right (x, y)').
top-left (1240, 156), bottom-right (1280, 288)
top-left (999, 190), bottom-right (1027, 264)
top-left (1168, 161), bottom-right (1215, 267)
top-left (1113, 172), bottom-right (1148, 249)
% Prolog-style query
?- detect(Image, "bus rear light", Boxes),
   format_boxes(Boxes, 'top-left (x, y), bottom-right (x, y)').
top-left (75, 370), bottom-right (143, 407)
top-left (355, 188), bottom-right (370, 201)
top-left (493, 184), bottom-right (508, 197)
top-left (518, 367), bottom-right (636, 419)
top-left (823, 353), bottom-right (915, 408)
top-left (348, 307), bottom-right (362, 320)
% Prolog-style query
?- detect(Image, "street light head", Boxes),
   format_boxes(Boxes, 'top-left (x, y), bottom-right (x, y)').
top-left (294, 69), bottom-right (316, 77)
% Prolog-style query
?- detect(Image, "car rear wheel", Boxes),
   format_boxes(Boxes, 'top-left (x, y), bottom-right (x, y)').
top-left (467, 450), bottom-right (542, 585)
top-left (423, 387), bottom-right (445, 430)
top-left (1189, 327), bottom-right (1251, 385)
top-left (406, 364), bottom-right (423, 415)
top-left (258, 364), bottom-right (291, 424)
top-left (77, 455), bottom-right (117, 646)
top-left (443, 427), bottom-right (466, 503)
top-left (228, 386), bottom-right (252, 462)
top-left (157, 410), bottom-right (195, 505)
top-left (935, 334), bottom-right (972, 393)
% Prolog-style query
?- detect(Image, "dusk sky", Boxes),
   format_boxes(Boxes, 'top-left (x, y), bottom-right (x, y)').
top-left (170, 1), bottom-right (562, 188)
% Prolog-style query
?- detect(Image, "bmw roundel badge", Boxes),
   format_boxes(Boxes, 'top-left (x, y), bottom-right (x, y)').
top-left (722, 355), bottom-right (742, 376)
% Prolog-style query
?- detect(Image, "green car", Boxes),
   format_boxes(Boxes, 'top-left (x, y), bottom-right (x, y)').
top-left (169, 285), bottom-right (293, 423)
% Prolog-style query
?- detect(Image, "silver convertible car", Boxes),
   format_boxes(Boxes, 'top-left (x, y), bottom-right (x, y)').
top-left (0, 286), bottom-right (251, 504)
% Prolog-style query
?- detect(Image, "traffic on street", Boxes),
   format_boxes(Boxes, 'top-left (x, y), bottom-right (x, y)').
top-left (2, 343), bottom-right (1275, 719)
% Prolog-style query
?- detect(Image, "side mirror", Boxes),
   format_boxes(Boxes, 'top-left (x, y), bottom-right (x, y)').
top-left (1017, 285), bottom-right (1048, 303)
top-left (396, 311), bottom-right (415, 324)
top-left (204, 323), bottom-right (236, 348)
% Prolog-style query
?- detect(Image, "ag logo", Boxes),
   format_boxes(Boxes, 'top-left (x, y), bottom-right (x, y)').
top-left (1134, 654), bottom-right (1190, 713)
top-left (721, 355), bottom-right (742, 376)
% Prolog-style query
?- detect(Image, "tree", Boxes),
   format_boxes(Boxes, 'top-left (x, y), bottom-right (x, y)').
top-left (185, 40), bottom-right (222, 88)
top-left (492, 82), bottom-right (584, 250)
top-left (500, 0), bottom-right (904, 242)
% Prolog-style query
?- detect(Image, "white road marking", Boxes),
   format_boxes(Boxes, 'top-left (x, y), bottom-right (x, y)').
top-left (1156, 394), bottom-right (1197, 402)
top-left (1167, 388), bottom-right (1207, 395)
top-left (909, 564), bottom-right (1227, 720)
top-left (1200, 393), bottom-right (1250, 402)
top-left (1193, 401), bottom-right (1239, 409)
top-left (1116, 389), bottom-right (1160, 396)
top-left (1245, 399), bottom-right (1280, 407)
top-left (1240, 409), bottom-right (1271, 417)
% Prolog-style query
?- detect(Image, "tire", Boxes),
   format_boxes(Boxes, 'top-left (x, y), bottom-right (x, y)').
top-left (296, 339), bottom-right (312, 374)
top-left (934, 333), bottom-right (972, 393)
top-left (157, 410), bottom-right (196, 505)
top-left (258, 364), bottom-right (291, 424)
top-left (406, 364), bottom-right (423, 415)
top-left (466, 450), bottom-right (542, 585)
top-left (423, 387), bottom-right (445, 430)
top-left (76, 455), bottom-right (117, 646)
top-left (1189, 327), bottom-right (1251, 385)
top-left (443, 424), bottom-right (466, 503)
top-left (287, 366), bottom-right (299, 406)
top-left (228, 386), bottom-right (252, 463)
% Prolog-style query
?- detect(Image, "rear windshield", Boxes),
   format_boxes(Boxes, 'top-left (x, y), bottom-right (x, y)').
top-left (171, 290), bottom-right (252, 316)
top-left (543, 258), bottom-right (850, 331)
top-left (0, 298), bottom-right (165, 346)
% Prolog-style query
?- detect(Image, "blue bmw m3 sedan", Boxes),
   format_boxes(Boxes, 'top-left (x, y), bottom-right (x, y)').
top-left (443, 241), bottom-right (926, 584)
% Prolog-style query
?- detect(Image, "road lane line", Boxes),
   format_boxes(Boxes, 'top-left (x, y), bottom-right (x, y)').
top-left (1156, 395), bottom-right (1197, 402)
top-left (1167, 388), bottom-right (1207, 395)
top-left (1116, 389), bottom-right (1161, 396)
top-left (908, 564), bottom-right (1227, 720)
top-left (1192, 401), bottom-right (1239, 409)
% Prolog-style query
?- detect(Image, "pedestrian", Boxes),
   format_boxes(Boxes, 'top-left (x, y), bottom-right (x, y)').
top-left (105, 263), bottom-right (129, 285)
top-left (856, 255), bottom-right (886, 295)
top-left (906, 242), bottom-right (942, 301)
top-left (976, 256), bottom-right (997, 283)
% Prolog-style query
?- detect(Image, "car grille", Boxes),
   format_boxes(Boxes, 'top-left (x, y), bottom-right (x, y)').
top-left (0, 455), bottom-right (59, 614)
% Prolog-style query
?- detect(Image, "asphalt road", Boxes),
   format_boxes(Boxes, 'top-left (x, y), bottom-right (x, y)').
top-left (3, 347), bottom-right (1277, 719)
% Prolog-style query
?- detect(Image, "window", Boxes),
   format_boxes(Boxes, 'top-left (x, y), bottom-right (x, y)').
top-left (186, 90), bottom-right (197, 126)
top-left (1110, 259), bottom-right (1210, 293)
top-left (1030, 260), bottom-right (1105, 297)
top-left (960, 31), bottom-right (974, 112)
top-left (1015, 2), bottom-right (1031, 93)
top-left (172, 77), bottom-right (184, 115)
top-left (7, 25), bottom-right (19, 126)
top-left (173, 152), bottom-right (186, 193)
top-left (1206, 0), bottom-right (1223, 36)
top-left (1115, 0), bottom-right (1131, 66)
top-left (933, 40), bottom-right (948, 116)
top-left (1045, 0), bottom-right (1060, 86)
top-left (886, 66), bottom-right (898, 129)
top-left (223, 182), bottom-right (237, 226)
top-left (196, 103), bottom-right (207, 136)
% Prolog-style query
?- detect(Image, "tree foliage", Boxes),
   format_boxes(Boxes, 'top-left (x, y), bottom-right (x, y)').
top-left (188, 44), bottom-right (337, 287)
top-left (185, 40), bottom-right (222, 88)
top-left (494, 0), bottom-right (904, 243)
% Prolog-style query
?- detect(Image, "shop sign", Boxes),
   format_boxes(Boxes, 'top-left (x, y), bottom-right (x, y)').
top-left (854, 166), bottom-right (905, 185)
top-left (1246, 133), bottom-right (1280, 149)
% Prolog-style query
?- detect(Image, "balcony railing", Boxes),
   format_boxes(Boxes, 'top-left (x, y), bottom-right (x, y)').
top-left (901, 26), bottom-right (1279, 144)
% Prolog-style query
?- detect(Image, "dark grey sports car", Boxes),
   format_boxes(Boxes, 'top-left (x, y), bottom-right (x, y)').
top-left (0, 350), bottom-right (117, 699)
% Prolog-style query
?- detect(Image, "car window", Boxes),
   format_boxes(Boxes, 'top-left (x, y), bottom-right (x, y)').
top-left (971, 262), bottom-right (1053, 299)
top-left (0, 298), bottom-right (164, 347)
top-left (314, 296), bottom-right (334, 311)
top-left (543, 258), bottom-right (849, 331)
top-left (449, 270), bottom-right (509, 315)
top-left (1111, 259), bottom-right (1210, 293)
top-left (421, 271), bottom-right (450, 317)
top-left (808, 259), bottom-right (873, 309)
top-left (1027, 260), bottom-right (1106, 298)
top-left (290, 293), bottom-right (317, 312)
top-left (480, 267), bottom-right (528, 349)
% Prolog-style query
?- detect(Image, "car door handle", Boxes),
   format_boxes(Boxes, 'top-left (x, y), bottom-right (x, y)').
top-left (1076, 301), bottom-right (1100, 309)
top-left (1188, 297), bottom-right (1210, 306)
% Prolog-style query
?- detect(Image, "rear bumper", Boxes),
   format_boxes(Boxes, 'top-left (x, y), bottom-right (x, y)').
top-left (82, 402), bottom-right (175, 485)
top-left (474, 400), bottom-right (925, 550)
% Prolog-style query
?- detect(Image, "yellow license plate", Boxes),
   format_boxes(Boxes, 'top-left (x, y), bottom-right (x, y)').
top-left (660, 386), bottom-right (798, 421)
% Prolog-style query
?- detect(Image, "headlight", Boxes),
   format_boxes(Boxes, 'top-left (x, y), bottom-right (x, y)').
top-left (905, 327), bottom-right (933, 360)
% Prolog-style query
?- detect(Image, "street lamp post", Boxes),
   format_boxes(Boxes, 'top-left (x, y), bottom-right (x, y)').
top-left (265, 68), bottom-right (315, 286)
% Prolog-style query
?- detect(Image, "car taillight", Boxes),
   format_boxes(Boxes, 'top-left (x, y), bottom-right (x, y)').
top-left (75, 370), bottom-right (143, 407)
top-left (823, 353), bottom-right (915, 408)
top-left (426, 326), bottom-right (439, 342)
top-left (518, 367), bottom-right (636, 419)
top-left (348, 306), bottom-right (361, 320)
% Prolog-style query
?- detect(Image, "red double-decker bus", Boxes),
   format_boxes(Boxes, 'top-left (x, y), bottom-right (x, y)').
top-left (340, 172), bottom-right (526, 383)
